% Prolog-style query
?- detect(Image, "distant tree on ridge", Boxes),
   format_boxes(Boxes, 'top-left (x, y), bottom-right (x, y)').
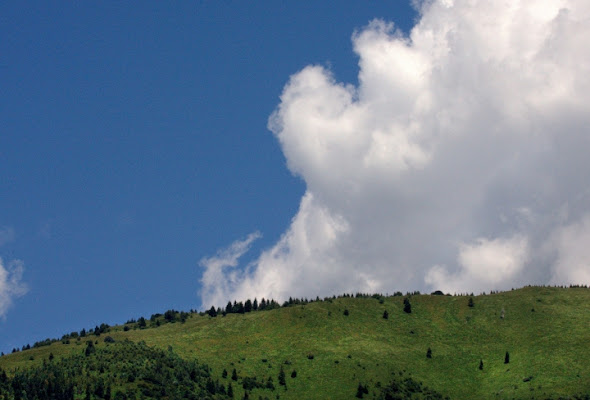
top-left (403, 298), bottom-right (412, 313)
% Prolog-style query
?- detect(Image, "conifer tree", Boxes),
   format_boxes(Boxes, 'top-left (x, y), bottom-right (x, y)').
top-left (278, 366), bottom-right (286, 386)
top-left (479, 359), bottom-right (484, 370)
top-left (85, 341), bottom-right (95, 356)
top-left (504, 351), bottom-right (510, 364)
top-left (356, 383), bottom-right (365, 398)
top-left (218, 381), bottom-right (227, 395)
top-left (468, 297), bottom-right (474, 308)
top-left (232, 368), bottom-right (238, 381)
top-left (426, 348), bottom-right (432, 359)
top-left (206, 378), bottom-right (216, 394)
top-left (383, 310), bottom-right (389, 319)
top-left (403, 297), bottom-right (412, 313)
top-left (356, 383), bottom-right (369, 398)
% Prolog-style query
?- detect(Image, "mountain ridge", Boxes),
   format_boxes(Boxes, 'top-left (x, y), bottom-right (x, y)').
top-left (1, 286), bottom-right (589, 399)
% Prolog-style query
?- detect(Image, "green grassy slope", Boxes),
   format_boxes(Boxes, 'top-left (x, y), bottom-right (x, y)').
top-left (1, 287), bottom-right (589, 399)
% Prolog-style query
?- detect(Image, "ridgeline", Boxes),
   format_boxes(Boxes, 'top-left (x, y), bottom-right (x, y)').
top-left (1, 286), bottom-right (589, 399)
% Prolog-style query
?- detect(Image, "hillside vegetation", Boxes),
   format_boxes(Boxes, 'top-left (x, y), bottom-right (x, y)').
top-left (1, 286), bottom-right (589, 399)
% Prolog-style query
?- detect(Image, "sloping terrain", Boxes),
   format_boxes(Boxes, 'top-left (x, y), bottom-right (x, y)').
top-left (1, 286), bottom-right (589, 399)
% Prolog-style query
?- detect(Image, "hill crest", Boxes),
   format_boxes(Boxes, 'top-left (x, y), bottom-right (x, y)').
top-left (1, 286), bottom-right (589, 399)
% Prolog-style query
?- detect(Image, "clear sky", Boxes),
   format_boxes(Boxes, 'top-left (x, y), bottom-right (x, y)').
top-left (0, 2), bottom-right (417, 353)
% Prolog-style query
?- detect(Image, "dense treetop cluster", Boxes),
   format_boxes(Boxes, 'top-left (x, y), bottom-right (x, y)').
top-left (0, 340), bottom-right (229, 400)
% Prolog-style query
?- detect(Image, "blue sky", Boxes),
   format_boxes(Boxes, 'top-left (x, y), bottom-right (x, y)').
top-left (0, 2), bottom-right (417, 353)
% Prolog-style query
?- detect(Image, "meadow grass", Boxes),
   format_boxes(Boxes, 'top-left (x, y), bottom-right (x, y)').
top-left (1, 286), bottom-right (588, 399)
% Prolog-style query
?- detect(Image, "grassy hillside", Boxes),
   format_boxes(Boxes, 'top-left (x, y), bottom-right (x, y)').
top-left (1, 286), bottom-right (589, 399)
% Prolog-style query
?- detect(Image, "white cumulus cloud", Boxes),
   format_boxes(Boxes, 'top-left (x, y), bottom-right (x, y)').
top-left (549, 215), bottom-right (590, 285)
top-left (425, 235), bottom-right (529, 294)
top-left (199, 232), bottom-right (262, 308)
top-left (0, 258), bottom-right (28, 318)
top-left (201, 0), bottom-right (590, 306)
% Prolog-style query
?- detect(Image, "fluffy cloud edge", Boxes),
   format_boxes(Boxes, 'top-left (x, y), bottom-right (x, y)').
top-left (0, 258), bottom-right (28, 318)
top-left (199, 0), bottom-right (590, 307)
top-left (549, 215), bottom-right (590, 285)
top-left (198, 232), bottom-right (262, 308)
top-left (425, 235), bottom-right (530, 294)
